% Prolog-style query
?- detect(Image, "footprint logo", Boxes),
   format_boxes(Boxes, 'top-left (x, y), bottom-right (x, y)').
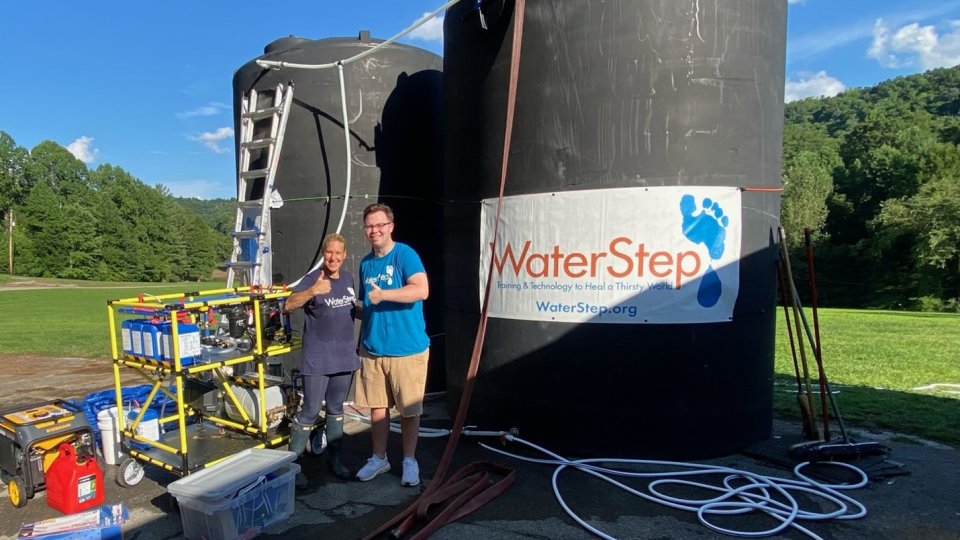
top-left (679, 194), bottom-right (729, 308)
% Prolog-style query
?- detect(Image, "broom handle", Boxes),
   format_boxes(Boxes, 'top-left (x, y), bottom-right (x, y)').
top-left (776, 258), bottom-right (804, 396)
top-left (777, 257), bottom-right (819, 440)
top-left (804, 228), bottom-right (831, 440)
top-left (791, 290), bottom-right (850, 442)
top-left (778, 228), bottom-right (820, 440)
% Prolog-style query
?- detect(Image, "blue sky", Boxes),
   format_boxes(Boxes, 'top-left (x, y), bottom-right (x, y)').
top-left (2, 0), bottom-right (958, 200)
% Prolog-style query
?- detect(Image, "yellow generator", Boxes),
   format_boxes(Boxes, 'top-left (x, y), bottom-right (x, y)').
top-left (0, 400), bottom-right (97, 508)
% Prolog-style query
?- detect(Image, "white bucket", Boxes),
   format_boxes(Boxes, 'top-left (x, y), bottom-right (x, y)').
top-left (128, 407), bottom-right (161, 442)
top-left (97, 407), bottom-right (123, 465)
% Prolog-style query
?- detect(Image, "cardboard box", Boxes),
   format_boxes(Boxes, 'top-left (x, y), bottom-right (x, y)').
top-left (17, 503), bottom-right (127, 540)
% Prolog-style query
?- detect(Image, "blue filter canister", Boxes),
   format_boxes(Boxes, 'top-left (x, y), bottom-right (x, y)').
top-left (120, 319), bottom-right (136, 355)
top-left (130, 320), bottom-right (145, 357)
top-left (142, 322), bottom-right (162, 361)
top-left (161, 322), bottom-right (202, 365)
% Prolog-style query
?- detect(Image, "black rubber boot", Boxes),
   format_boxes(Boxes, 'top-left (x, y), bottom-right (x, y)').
top-left (289, 421), bottom-right (312, 456)
top-left (289, 421), bottom-right (312, 488)
top-left (325, 415), bottom-right (352, 480)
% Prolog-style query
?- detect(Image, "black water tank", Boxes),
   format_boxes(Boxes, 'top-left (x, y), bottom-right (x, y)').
top-left (443, 0), bottom-right (787, 458)
top-left (234, 34), bottom-right (445, 388)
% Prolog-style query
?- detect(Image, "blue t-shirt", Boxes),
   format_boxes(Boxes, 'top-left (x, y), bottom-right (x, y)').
top-left (294, 268), bottom-right (360, 376)
top-left (358, 242), bottom-right (430, 356)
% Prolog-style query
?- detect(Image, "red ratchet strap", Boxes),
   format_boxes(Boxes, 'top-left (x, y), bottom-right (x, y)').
top-left (363, 1), bottom-right (526, 538)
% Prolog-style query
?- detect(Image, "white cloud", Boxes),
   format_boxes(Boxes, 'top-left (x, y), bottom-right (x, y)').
top-left (868, 18), bottom-right (960, 70)
top-left (789, 5), bottom-right (960, 63)
top-left (176, 102), bottom-right (229, 120)
top-left (785, 71), bottom-right (846, 102)
top-left (408, 13), bottom-right (443, 42)
top-left (188, 127), bottom-right (234, 154)
top-left (66, 136), bottom-right (99, 164)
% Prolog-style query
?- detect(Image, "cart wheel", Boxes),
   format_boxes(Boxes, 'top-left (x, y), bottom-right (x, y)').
top-left (8, 475), bottom-right (28, 508)
top-left (116, 457), bottom-right (145, 487)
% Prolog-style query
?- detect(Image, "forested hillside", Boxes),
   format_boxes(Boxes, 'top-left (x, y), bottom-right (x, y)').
top-left (0, 136), bottom-right (232, 281)
top-left (174, 197), bottom-right (236, 237)
top-left (782, 65), bottom-right (960, 310)
top-left (2, 65), bottom-right (958, 307)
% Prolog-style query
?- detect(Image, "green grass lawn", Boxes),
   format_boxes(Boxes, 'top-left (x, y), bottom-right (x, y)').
top-left (773, 308), bottom-right (960, 447)
top-left (0, 277), bottom-right (225, 357)
top-left (2, 276), bottom-right (958, 446)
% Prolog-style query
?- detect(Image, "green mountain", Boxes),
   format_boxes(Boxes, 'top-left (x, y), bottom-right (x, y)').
top-left (781, 65), bottom-right (960, 311)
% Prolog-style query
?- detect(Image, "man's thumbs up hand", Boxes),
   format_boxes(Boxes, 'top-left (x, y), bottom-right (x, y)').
top-left (368, 282), bottom-right (384, 305)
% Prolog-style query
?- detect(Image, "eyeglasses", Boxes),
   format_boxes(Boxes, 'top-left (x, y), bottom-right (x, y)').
top-left (362, 222), bottom-right (392, 232)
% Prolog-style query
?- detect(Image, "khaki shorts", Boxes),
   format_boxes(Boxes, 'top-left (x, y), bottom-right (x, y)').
top-left (354, 346), bottom-right (429, 417)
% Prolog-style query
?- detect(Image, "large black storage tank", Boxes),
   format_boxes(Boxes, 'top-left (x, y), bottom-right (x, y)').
top-left (444, 1), bottom-right (787, 457)
top-left (234, 34), bottom-right (445, 389)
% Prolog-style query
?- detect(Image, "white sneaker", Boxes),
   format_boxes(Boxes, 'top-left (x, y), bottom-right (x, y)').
top-left (356, 455), bottom-right (390, 482)
top-left (401, 457), bottom-right (420, 487)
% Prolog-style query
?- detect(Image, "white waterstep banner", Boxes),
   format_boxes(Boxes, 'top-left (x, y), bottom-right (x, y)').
top-left (480, 186), bottom-right (742, 324)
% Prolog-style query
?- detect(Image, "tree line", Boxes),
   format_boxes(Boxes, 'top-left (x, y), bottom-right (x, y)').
top-left (2, 65), bottom-right (958, 308)
top-left (0, 135), bottom-right (233, 282)
top-left (781, 65), bottom-right (959, 311)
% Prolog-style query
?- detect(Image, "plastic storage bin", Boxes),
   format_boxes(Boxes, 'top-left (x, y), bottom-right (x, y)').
top-left (167, 449), bottom-right (298, 540)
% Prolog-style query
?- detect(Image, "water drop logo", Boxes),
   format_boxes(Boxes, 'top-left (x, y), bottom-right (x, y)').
top-left (680, 194), bottom-right (728, 308)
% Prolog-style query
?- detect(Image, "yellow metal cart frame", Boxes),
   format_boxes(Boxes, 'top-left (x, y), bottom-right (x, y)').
top-left (106, 286), bottom-right (300, 486)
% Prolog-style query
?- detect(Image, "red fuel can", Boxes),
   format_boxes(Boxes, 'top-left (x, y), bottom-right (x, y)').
top-left (45, 442), bottom-right (105, 514)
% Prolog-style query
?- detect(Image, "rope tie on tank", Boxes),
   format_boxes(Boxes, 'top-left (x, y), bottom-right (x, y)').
top-left (363, 1), bottom-right (526, 538)
top-left (740, 186), bottom-right (784, 192)
top-left (282, 193), bottom-right (435, 204)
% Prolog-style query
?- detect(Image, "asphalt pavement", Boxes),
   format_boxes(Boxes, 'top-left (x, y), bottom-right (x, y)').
top-left (2, 393), bottom-right (959, 540)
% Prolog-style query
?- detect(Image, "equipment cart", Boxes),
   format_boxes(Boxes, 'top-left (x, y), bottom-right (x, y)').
top-left (105, 286), bottom-right (301, 487)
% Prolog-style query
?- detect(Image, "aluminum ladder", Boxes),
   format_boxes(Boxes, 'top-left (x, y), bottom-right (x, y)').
top-left (226, 82), bottom-right (294, 288)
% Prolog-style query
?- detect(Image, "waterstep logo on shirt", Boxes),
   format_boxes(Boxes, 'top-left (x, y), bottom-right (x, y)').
top-left (324, 294), bottom-right (356, 308)
top-left (480, 186), bottom-right (741, 324)
top-left (366, 266), bottom-right (395, 288)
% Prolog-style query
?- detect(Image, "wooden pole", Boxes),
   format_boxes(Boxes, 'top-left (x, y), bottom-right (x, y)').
top-left (6, 209), bottom-right (13, 275)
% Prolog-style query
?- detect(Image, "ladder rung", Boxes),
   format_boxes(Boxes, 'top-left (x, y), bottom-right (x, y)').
top-left (240, 168), bottom-right (269, 180)
top-left (227, 261), bottom-right (260, 268)
top-left (232, 230), bottom-right (263, 239)
top-left (237, 200), bottom-right (263, 209)
top-left (242, 107), bottom-right (282, 121)
top-left (240, 138), bottom-right (276, 149)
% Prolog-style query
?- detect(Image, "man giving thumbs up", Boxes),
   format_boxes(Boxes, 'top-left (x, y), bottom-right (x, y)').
top-left (354, 203), bottom-right (430, 488)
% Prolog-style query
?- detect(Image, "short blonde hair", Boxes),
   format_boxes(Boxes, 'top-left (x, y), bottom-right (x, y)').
top-left (322, 233), bottom-right (347, 252)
